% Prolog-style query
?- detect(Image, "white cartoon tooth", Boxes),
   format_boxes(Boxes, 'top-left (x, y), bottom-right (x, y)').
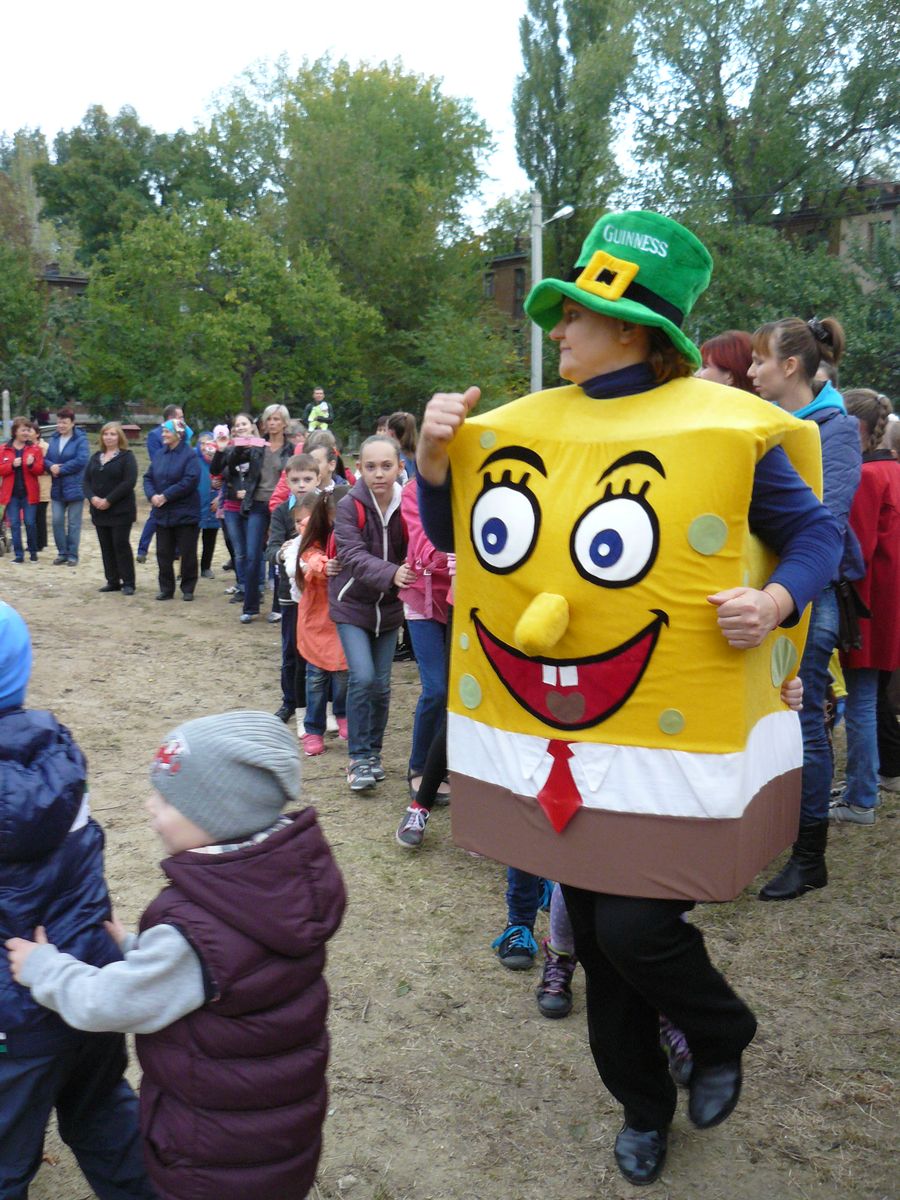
top-left (559, 665), bottom-right (579, 687)
top-left (542, 664), bottom-right (558, 686)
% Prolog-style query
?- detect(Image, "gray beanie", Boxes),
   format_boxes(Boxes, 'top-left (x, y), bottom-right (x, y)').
top-left (150, 710), bottom-right (301, 842)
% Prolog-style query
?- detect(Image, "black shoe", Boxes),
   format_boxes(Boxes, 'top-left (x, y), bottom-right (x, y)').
top-left (688, 1059), bottom-right (742, 1129)
top-left (155, 591), bottom-right (174, 601)
top-left (229, 593), bottom-right (245, 604)
top-left (274, 704), bottom-right (295, 723)
top-left (136, 554), bottom-right (147, 564)
top-left (98, 583), bottom-right (121, 592)
top-left (614, 1125), bottom-right (668, 1186)
top-left (182, 592), bottom-right (194, 602)
top-left (758, 820), bottom-right (828, 901)
top-left (122, 585), bottom-right (135, 595)
top-left (222, 559), bottom-right (234, 572)
top-left (52, 555), bottom-right (67, 565)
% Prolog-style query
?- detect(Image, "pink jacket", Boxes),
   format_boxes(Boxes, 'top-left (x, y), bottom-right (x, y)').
top-left (398, 478), bottom-right (452, 623)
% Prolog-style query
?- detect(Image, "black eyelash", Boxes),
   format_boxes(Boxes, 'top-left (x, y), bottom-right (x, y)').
top-left (482, 469), bottom-right (532, 492)
top-left (600, 478), bottom-right (651, 501)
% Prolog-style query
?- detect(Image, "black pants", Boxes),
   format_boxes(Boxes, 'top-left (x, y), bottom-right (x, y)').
top-left (200, 527), bottom-right (218, 572)
top-left (35, 501), bottom-right (49, 551)
top-left (95, 523), bottom-right (135, 589)
top-left (156, 524), bottom-right (199, 596)
top-left (876, 670), bottom-right (900, 778)
top-left (561, 886), bottom-right (757, 1131)
top-left (280, 604), bottom-right (307, 708)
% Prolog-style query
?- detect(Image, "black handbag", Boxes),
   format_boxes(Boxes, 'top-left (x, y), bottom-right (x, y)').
top-left (834, 579), bottom-right (871, 652)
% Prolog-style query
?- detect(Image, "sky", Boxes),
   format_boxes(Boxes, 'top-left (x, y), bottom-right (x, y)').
top-left (2, 0), bottom-right (532, 214)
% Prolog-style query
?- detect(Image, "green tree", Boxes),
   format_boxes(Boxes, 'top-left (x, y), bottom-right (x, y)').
top-left (0, 129), bottom-right (81, 270)
top-left (621, 0), bottom-right (899, 226)
top-left (0, 243), bottom-right (43, 398)
top-left (513, 0), bottom-right (633, 277)
top-left (79, 202), bottom-right (380, 420)
top-left (282, 59), bottom-right (491, 335)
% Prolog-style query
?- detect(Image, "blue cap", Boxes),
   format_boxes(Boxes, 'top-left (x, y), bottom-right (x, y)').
top-left (0, 602), bottom-right (31, 711)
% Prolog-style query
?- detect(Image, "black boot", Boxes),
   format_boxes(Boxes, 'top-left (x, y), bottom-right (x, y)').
top-left (758, 820), bottom-right (828, 901)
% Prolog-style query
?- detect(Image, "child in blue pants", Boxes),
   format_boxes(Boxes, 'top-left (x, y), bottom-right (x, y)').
top-left (0, 601), bottom-right (154, 1199)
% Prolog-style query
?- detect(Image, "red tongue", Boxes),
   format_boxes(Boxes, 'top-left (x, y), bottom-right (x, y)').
top-left (474, 615), bottom-right (662, 730)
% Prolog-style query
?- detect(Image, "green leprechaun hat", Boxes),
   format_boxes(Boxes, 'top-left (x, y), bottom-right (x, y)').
top-left (525, 210), bottom-right (713, 368)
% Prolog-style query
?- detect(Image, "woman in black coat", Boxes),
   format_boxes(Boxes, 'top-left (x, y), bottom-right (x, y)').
top-left (83, 422), bottom-right (138, 594)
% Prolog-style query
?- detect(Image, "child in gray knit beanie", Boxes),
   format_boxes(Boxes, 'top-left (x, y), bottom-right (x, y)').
top-left (8, 709), bottom-right (347, 1200)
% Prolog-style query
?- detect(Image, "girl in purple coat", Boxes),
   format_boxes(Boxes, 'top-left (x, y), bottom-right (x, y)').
top-left (328, 435), bottom-right (413, 792)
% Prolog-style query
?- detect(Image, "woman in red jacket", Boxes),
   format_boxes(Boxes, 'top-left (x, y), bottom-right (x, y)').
top-left (0, 417), bottom-right (45, 562)
top-left (832, 389), bottom-right (900, 825)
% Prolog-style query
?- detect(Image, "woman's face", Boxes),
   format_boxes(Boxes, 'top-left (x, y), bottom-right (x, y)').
top-left (200, 438), bottom-right (216, 461)
top-left (101, 428), bottom-right (120, 451)
top-left (549, 301), bottom-right (630, 384)
top-left (748, 342), bottom-right (789, 402)
top-left (359, 439), bottom-right (400, 497)
top-left (56, 415), bottom-right (74, 436)
top-left (232, 414), bottom-right (253, 438)
top-left (161, 426), bottom-right (181, 449)
top-left (12, 423), bottom-right (29, 445)
top-left (266, 412), bottom-right (286, 437)
top-left (697, 360), bottom-right (733, 386)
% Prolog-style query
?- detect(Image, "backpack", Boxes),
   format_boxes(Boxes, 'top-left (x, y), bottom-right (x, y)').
top-left (326, 498), bottom-right (408, 561)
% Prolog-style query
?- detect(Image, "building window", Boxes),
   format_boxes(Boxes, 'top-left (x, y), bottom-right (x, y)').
top-left (513, 267), bottom-right (526, 318)
top-left (484, 272), bottom-right (495, 300)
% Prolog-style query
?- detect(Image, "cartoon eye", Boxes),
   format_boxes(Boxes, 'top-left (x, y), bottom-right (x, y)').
top-left (570, 493), bottom-right (659, 587)
top-left (471, 478), bottom-right (539, 574)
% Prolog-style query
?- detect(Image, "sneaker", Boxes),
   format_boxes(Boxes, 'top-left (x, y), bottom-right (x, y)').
top-left (201, 568), bottom-right (215, 579)
top-left (336, 717), bottom-right (349, 740)
top-left (224, 584), bottom-right (240, 595)
top-left (536, 939), bottom-right (577, 1018)
top-left (368, 756), bottom-right (386, 782)
top-left (878, 774), bottom-right (900, 794)
top-left (829, 800), bottom-right (875, 825)
top-left (222, 559), bottom-right (234, 572)
top-left (348, 759), bottom-right (376, 792)
top-left (267, 611), bottom-right (282, 623)
top-left (65, 559), bottom-right (77, 566)
top-left (229, 593), bottom-right (246, 604)
top-left (492, 924), bottom-right (538, 970)
top-left (659, 1015), bottom-right (693, 1087)
top-left (302, 733), bottom-right (325, 756)
top-left (396, 803), bottom-right (429, 848)
top-left (326, 710), bottom-right (339, 735)
top-left (53, 555), bottom-right (67, 565)
top-left (274, 704), bottom-right (295, 723)
top-left (239, 613), bottom-right (255, 624)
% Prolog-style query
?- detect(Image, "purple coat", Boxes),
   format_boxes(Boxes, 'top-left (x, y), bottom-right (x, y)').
top-left (328, 479), bottom-right (408, 634)
top-left (136, 809), bottom-right (346, 1200)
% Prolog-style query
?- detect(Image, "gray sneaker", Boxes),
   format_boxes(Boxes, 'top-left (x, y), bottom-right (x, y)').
top-left (396, 805), bottom-right (428, 848)
top-left (368, 756), bottom-right (386, 782)
top-left (347, 759), bottom-right (376, 792)
top-left (829, 800), bottom-right (875, 825)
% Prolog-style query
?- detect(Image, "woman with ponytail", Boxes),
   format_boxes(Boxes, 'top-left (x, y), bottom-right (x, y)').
top-left (750, 316), bottom-right (864, 898)
top-left (831, 390), bottom-right (900, 825)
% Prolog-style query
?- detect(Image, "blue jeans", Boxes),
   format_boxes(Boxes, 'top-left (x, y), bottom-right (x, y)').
top-left (407, 618), bottom-right (448, 775)
top-left (336, 622), bottom-right (398, 760)
top-left (844, 666), bottom-right (880, 809)
top-left (305, 663), bottom-right (348, 735)
top-left (797, 587), bottom-right (840, 821)
top-left (137, 506), bottom-right (157, 556)
top-left (0, 1036), bottom-right (155, 1200)
top-left (5, 496), bottom-right (37, 559)
top-left (51, 498), bottom-right (84, 562)
top-left (223, 503), bottom-right (269, 614)
top-left (506, 867), bottom-right (542, 928)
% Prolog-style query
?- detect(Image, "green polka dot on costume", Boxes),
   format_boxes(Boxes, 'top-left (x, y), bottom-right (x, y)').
top-left (742, 569), bottom-right (751, 587)
top-left (479, 430), bottom-right (497, 449)
top-left (459, 633), bottom-right (470, 650)
top-left (459, 674), bottom-right (482, 710)
top-left (770, 637), bottom-right (799, 687)
top-left (659, 709), bottom-right (685, 735)
top-left (688, 514), bottom-right (728, 556)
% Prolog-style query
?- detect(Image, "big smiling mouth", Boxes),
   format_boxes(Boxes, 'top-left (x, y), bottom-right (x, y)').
top-left (471, 609), bottom-right (668, 730)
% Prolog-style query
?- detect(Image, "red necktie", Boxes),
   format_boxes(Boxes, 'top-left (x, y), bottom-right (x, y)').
top-left (536, 740), bottom-right (583, 833)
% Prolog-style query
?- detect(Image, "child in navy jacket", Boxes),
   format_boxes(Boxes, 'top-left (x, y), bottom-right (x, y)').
top-left (0, 601), bottom-right (154, 1199)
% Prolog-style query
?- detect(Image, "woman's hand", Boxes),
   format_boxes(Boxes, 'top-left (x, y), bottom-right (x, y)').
top-left (6, 926), bottom-right (49, 982)
top-left (92, 497), bottom-right (110, 510)
top-left (50, 463), bottom-right (61, 476)
top-left (104, 913), bottom-right (128, 948)
top-left (151, 493), bottom-right (167, 508)
top-left (13, 456), bottom-right (22, 468)
top-left (325, 557), bottom-right (340, 577)
top-left (416, 387), bottom-right (481, 486)
top-left (394, 564), bottom-right (416, 588)
top-left (707, 586), bottom-right (789, 649)
top-left (781, 676), bottom-right (803, 711)
top-left (236, 489), bottom-right (246, 500)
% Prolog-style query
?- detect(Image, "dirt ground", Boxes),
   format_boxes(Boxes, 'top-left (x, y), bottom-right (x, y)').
top-left (4, 479), bottom-right (898, 1200)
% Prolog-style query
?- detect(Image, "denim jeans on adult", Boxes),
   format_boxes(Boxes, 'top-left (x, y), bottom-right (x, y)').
top-left (51, 498), bottom-right (84, 562)
top-left (5, 496), bottom-right (37, 559)
top-left (222, 508), bottom-right (247, 591)
top-left (843, 666), bottom-right (880, 810)
top-left (136, 506), bottom-right (157, 556)
top-left (336, 622), bottom-right (399, 761)
top-left (226, 501), bottom-right (269, 615)
top-left (305, 663), bottom-right (348, 735)
top-left (797, 586), bottom-right (840, 821)
top-left (407, 617), bottom-right (449, 775)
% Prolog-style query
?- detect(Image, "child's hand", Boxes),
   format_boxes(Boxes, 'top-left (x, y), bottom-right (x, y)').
top-left (394, 564), bottom-right (416, 588)
top-left (6, 926), bottom-right (49, 981)
top-left (325, 557), bottom-right (340, 577)
top-left (781, 676), bottom-right (803, 711)
top-left (105, 913), bottom-right (128, 947)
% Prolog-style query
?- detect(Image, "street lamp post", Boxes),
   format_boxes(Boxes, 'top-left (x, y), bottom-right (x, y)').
top-left (529, 192), bottom-right (574, 394)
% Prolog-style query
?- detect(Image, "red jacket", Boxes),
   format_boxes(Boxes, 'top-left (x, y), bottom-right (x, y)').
top-left (842, 452), bottom-right (900, 670)
top-left (0, 442), bottom-right (44, 506)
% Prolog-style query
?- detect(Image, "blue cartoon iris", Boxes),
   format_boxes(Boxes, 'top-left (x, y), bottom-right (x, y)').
top-left (589, 528), bottom-right (624, 569)
top-left (482, 516), bottom-right (508, 555)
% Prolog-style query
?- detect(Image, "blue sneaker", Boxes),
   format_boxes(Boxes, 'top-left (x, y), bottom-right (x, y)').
top-left (368, 755), bottom-right (386, 782)
top-left (492, 924), bottom-right (538, 970)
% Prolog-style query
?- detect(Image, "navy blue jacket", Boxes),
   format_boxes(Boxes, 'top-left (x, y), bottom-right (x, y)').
top-left (809, 405), bottom-right (865, 581)
top-left (0, 708), bottom-right (124, 1055)
top-left (146, 424), bottom-right (164, 462)
top-left (44, 427), bottom-right (90, 503)
top-left (143, 440), bottom-right (201, 526)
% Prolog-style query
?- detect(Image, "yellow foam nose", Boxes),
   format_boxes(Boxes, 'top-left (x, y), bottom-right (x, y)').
top-left (514, 593), bottom-right (570, 656)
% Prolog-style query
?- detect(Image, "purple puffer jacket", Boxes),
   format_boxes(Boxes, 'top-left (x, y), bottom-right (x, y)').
top-left (328, 479), bottom-right (408, 634)
top-left (136, 809), bottom-right (346, 1200)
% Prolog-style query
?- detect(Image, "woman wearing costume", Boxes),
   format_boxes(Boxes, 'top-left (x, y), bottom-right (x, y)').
top-left (416, 211), bottom-right (842, 1185)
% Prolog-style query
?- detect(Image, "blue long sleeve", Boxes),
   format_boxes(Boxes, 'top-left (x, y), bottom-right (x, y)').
top-left (418, 472), bottom-right (455, 553)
